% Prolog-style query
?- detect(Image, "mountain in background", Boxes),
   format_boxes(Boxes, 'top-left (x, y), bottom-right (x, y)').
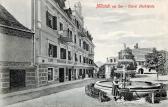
top-left (95, 61), bottom-right (104, 67)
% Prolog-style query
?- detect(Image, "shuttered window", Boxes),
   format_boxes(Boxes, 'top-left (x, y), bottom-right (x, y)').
top-left (68, 51), bottom-right (72, 60)
top-left (46, 11), bottom-right (57, 30)
top-left (53, 16), bottom-right (57, 30)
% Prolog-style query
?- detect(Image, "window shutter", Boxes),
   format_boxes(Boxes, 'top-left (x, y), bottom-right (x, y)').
top-left (53, 16), bottom-right (57, 30)
top-left (46, 11), bottom-right (49, 27)
top-left (53, 46), bottom-right (57, 58)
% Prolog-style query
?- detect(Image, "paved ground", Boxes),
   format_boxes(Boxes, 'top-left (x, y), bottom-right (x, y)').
top-left (1, 74), bottom-right (168, 107)
top-left (5, 87), bottom-right (168, 107)
top-left (0, 78), bottom-right (101, 106)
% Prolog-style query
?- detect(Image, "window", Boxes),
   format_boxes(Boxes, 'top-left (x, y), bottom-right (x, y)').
top-left (114, 58), bottom-right (116, 62)
top-left (86, 44), bottom-right (89, 51)
top-left (75, 53), bottom-right (78, 62)
top-left (86, 58), bottom-right (88, 64)
top-left (83, 41), bottom-right (89, 51)
top-left (110, 59), bottom-right (113, 63)
top-left (83, 57), bottom-right (85, 63)
top-left (80, 55), bottom-right (82, 63)
top-left (46, 11), bottom-right (57, 30)
top-left (74, 35), bottom-right (77, 43)
top-left (68, 51), bottom-right (71, 60)
top-left (67, 28), bottom-right (72, 40)
top-left (59, 22), bottom-right (63, 31)
top-left (60, 48), bottom-right (66, 59)
top-left (79, 39), bottom-right (82, 47)
top-left (48, 43), bottom-right (57, 58)
top-left (83, 42), bottom-right (86, 50)
top-left (53, 16), bottom-right (57, 30)
top-left (48, 68), bottom-right (54, 81)
top-left (66, 68), bottom-right (68, 76)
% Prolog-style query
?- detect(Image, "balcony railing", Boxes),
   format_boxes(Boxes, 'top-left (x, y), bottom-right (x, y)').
top-left (58, 30), bottom-right (73, 42)
top-left (38, 56), bottom-right (95, 67)
top-left (88, 53), bottom-right (94, 57)
top-left (57, 59), bottom-right (66, 64)
top-left (78, 30), bottom-right (86, 37)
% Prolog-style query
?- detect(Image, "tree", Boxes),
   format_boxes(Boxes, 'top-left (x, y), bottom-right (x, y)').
top-left (145, 48), bottom-right (166, 80)
top-left (123, 47), bottom-right (137, 69)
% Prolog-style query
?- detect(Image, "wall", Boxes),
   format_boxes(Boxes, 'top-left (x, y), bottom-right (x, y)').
top-left (0, 33), bottom-right (33, 63)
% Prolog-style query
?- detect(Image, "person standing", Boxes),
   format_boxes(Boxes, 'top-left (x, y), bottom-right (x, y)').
top-left (112, 77), bottom-right (119, 101)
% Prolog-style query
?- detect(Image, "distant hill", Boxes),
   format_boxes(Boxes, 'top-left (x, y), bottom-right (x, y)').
top-left (95, 61), bottom-right (104, 67)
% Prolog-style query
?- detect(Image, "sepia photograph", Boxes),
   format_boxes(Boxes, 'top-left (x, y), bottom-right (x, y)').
top-left (0, 0), bottom-right (168, 107)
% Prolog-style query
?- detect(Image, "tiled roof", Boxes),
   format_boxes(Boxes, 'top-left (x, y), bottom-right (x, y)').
top-left (0, 4), bottom-right (30, 31)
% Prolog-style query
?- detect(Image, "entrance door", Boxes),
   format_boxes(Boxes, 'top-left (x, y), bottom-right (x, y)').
top-left (59, 68), bottom-right (64, 82)
top-left (68, 69), bottom-right (71, 81)
top-left (10, 70), bottom-right (26, 89)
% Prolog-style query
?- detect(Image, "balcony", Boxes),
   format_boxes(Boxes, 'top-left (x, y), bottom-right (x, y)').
top-left (78, 31), bottom-right (86, 37)
top-left (88, 53), bottom-right (94, 57)
top-left (58, 30), bottom-right (73, 42)
top-left (54, 0), bottom-right (65, 9)
top-left (57, 59), bottom-right (66, 64)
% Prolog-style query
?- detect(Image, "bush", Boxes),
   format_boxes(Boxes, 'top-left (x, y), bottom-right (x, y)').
top-left (145, 92), bottom-right (161, 103)
top-left (159, 89), bottom-right (167, 98)
top-left (85, 83), bottom-right (111, 102)
top-left (119, 88), bottom-right (133, 101)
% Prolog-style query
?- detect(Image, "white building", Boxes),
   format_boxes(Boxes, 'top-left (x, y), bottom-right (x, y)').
top-left (32, 0), bottom-right (95, 86)
top-left (104, 57), bottom-right (118, 79)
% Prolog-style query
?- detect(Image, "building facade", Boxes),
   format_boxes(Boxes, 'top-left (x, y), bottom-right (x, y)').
top-left (33, 0), bottom-right (95, 86)
top-left (104, 57), bottom-right (118, 79)
top-left (132, 45), bottom-right (154, 74)
top-left (97, 57), bottom-right (117, 79)
top-left (0, 4), bottom-right (35, 92)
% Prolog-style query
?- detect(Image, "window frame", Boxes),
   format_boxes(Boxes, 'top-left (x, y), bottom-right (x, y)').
top-left (60, 48), bottom-right (67, 59)
top-left (48, 67), bottom-right (54, 82)
top-left (48, 43), bottom-right (57, 58)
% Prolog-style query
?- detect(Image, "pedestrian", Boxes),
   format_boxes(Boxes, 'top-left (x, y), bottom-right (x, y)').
top-left (112, 77), bottom-right (120, 101)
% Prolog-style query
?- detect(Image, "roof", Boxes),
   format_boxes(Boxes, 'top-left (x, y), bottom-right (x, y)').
top-left (132, 48), bottom-right (153, 61)
top-left (93, 62), bottom-right (98, 67)
top-left (0, 4), bottom-right (31, 32)
top-left (118, 59), bottom-right (134, 62)
top-left (132, 48), bottom-right (153, 55)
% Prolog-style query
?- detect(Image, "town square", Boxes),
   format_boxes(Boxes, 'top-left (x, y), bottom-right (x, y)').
top-left (0, 0), bottom-right (168, 107)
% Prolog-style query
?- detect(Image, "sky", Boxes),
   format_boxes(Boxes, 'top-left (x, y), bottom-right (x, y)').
top-left (0, 0), bottom-right (168, 63)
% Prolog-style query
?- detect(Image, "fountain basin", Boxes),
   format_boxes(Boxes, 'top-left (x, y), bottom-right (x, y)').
top-left (94, 80), bottom-right (162, 97)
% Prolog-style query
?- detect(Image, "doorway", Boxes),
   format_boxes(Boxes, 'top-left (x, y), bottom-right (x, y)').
top-left (138, 68), bottom-right (144, 74)
top-left (10, 70), bottom-right (26, 89)
top-left (59, 68), bottom-right (64, 82)
top-left (68, 69), bottom-right (72, 81)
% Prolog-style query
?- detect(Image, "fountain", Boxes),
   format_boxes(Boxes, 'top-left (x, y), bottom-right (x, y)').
top-left (94, 80), bottom-right (163, 97)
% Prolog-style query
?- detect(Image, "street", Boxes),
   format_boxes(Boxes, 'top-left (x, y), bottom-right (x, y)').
top-left (5, 73), bottom-right (168, 107)
top-left (5, 86), bottom-right (168, 107)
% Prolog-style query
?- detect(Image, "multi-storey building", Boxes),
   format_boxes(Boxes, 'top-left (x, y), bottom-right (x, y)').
top-left (132, 44), bottom-right (154, 74)
top-left (33, 0), bottom-right (95, 86)
top-left (132, 44), bottom-right (153, 66)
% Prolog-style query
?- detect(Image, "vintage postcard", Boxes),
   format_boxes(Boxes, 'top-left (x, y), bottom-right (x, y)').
top-left (0, 0), bottom-right (168, 107)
